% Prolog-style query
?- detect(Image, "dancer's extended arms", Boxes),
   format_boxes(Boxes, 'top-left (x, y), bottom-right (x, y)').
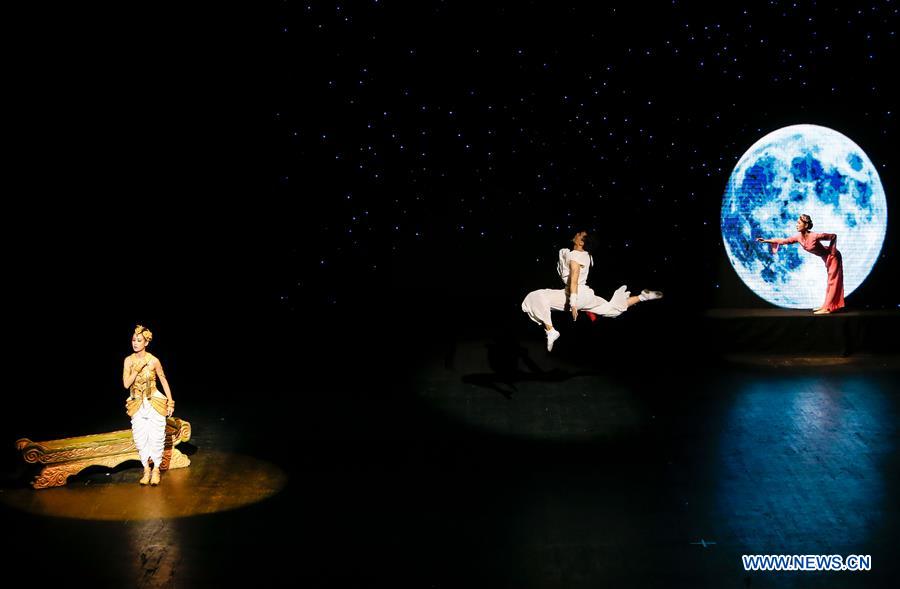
top-left (756, 236), bottom-right (799, 245)
top-left (757, 234), bottom-right (799, 252)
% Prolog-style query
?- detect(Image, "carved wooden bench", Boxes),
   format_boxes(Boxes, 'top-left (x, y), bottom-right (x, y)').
top-left (15, 417), bottom-right (192, 489)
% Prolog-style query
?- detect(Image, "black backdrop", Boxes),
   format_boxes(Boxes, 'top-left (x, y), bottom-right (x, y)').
top-left (4, 2), bottom-right (897, 443)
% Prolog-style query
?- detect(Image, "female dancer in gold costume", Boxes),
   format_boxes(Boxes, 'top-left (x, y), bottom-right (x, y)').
top-left (123, 325), bottom-right (175, 486)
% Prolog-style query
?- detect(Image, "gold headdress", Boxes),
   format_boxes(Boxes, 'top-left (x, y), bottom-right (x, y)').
top-left (134, 324), bottom-right (153, 343)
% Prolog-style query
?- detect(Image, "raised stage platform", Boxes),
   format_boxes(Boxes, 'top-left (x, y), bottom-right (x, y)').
top-left (702, 308), bottom-right (900, 357)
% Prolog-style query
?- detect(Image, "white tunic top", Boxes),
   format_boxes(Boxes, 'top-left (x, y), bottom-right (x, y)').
top-left (557, 248), bottom-right (592, 286)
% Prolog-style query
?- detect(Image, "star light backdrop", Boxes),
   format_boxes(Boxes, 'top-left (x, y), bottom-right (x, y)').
top-left (267, 1), bottom-right (896, 313)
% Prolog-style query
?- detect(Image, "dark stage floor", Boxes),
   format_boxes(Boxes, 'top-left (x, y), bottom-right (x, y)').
top-left (2, 311), bottom-right (899, 588)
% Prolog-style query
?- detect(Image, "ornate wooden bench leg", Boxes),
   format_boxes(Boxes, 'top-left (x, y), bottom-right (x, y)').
top-left (161, 447), bottom-right (191, 470)
top-left (33, 462), bottom-right (85, 489)
top-left (31, 454), bottom-right (143, 489)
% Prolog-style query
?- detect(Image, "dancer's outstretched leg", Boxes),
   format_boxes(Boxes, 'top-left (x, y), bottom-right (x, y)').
top-left (625, 289), bottom-right (664, 308)
top-left (576, 286), bottom-right (664, 317)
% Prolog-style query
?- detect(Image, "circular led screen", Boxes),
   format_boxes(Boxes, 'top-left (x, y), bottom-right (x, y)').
top-left (721, 124), bottom-right (887, 308)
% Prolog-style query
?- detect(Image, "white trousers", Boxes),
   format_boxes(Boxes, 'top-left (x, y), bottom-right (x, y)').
top-left (131, 392), bottom-right (167, 467)
top-left (522, 285), bottom-right (631, 327)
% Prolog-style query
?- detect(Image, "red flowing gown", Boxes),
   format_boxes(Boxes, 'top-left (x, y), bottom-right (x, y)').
top-left (770, 232), bottom-right (845, 312)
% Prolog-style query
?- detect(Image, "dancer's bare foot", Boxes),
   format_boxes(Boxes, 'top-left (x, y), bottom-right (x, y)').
top-left (150, 467), bottom-right (161, 486)
top-left (139, 466), bottom-right (151, 485)
top-left (813, 308), bottom-right (831, 315)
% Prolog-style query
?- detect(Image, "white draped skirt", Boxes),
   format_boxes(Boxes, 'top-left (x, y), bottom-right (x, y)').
top-left (131, 392), bottom-right (167, 467)
top-left (522, 285), bottom-right (631, 327)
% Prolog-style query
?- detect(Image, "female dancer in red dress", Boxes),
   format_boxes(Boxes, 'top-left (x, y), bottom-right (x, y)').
top-left (756, 214), bottom-right (845, 314)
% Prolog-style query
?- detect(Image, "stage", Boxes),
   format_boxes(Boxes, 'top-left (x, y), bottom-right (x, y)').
top-left (4, 0), bottom-right (898, 586)
top-left (2, 314), bottom-right (899, 587)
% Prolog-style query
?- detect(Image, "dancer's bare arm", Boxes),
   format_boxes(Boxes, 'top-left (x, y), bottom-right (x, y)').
top-left (123, 357), bottom-right (145, 389)
top-left (757, 235), bottom-right (799, 253)
top-left (156, 360), bottom-right (175, 417)
top-left (757, 235), bottom-right (799, 245)
top-left (568, 261), bottom-right (580, 297)
top-left (568, 260), bottom-right (581, 319)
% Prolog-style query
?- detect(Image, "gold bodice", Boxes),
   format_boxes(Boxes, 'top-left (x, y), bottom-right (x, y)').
top-left (129, 353), bottom-right (158, 400)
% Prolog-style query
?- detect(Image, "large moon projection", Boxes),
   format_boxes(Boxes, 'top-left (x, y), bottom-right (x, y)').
top-left (721, 124), bottom-right (887, 309)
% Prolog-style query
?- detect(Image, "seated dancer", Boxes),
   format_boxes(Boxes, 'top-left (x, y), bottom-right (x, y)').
top-left (756, 213), bottom-right (844, 314)
top-left (521, 230), bottom-right (663, 351)
top-left (123, 325), bottom-right (175, 486)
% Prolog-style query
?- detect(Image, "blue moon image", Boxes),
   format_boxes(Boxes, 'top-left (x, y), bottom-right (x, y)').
top-left (721, 124), bottom-right (887, 309)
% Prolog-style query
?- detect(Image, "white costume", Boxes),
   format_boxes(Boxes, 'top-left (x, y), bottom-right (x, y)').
top-left (127, 352), bottom-right (167, 468)
top-left (521, 248), bottom-right (630, 328)
top-left (132, 393), bottom-right (167, 467)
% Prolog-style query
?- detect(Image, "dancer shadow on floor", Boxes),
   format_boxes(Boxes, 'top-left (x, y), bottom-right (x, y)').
top-left (461, 339), bottom-right (601, 399)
